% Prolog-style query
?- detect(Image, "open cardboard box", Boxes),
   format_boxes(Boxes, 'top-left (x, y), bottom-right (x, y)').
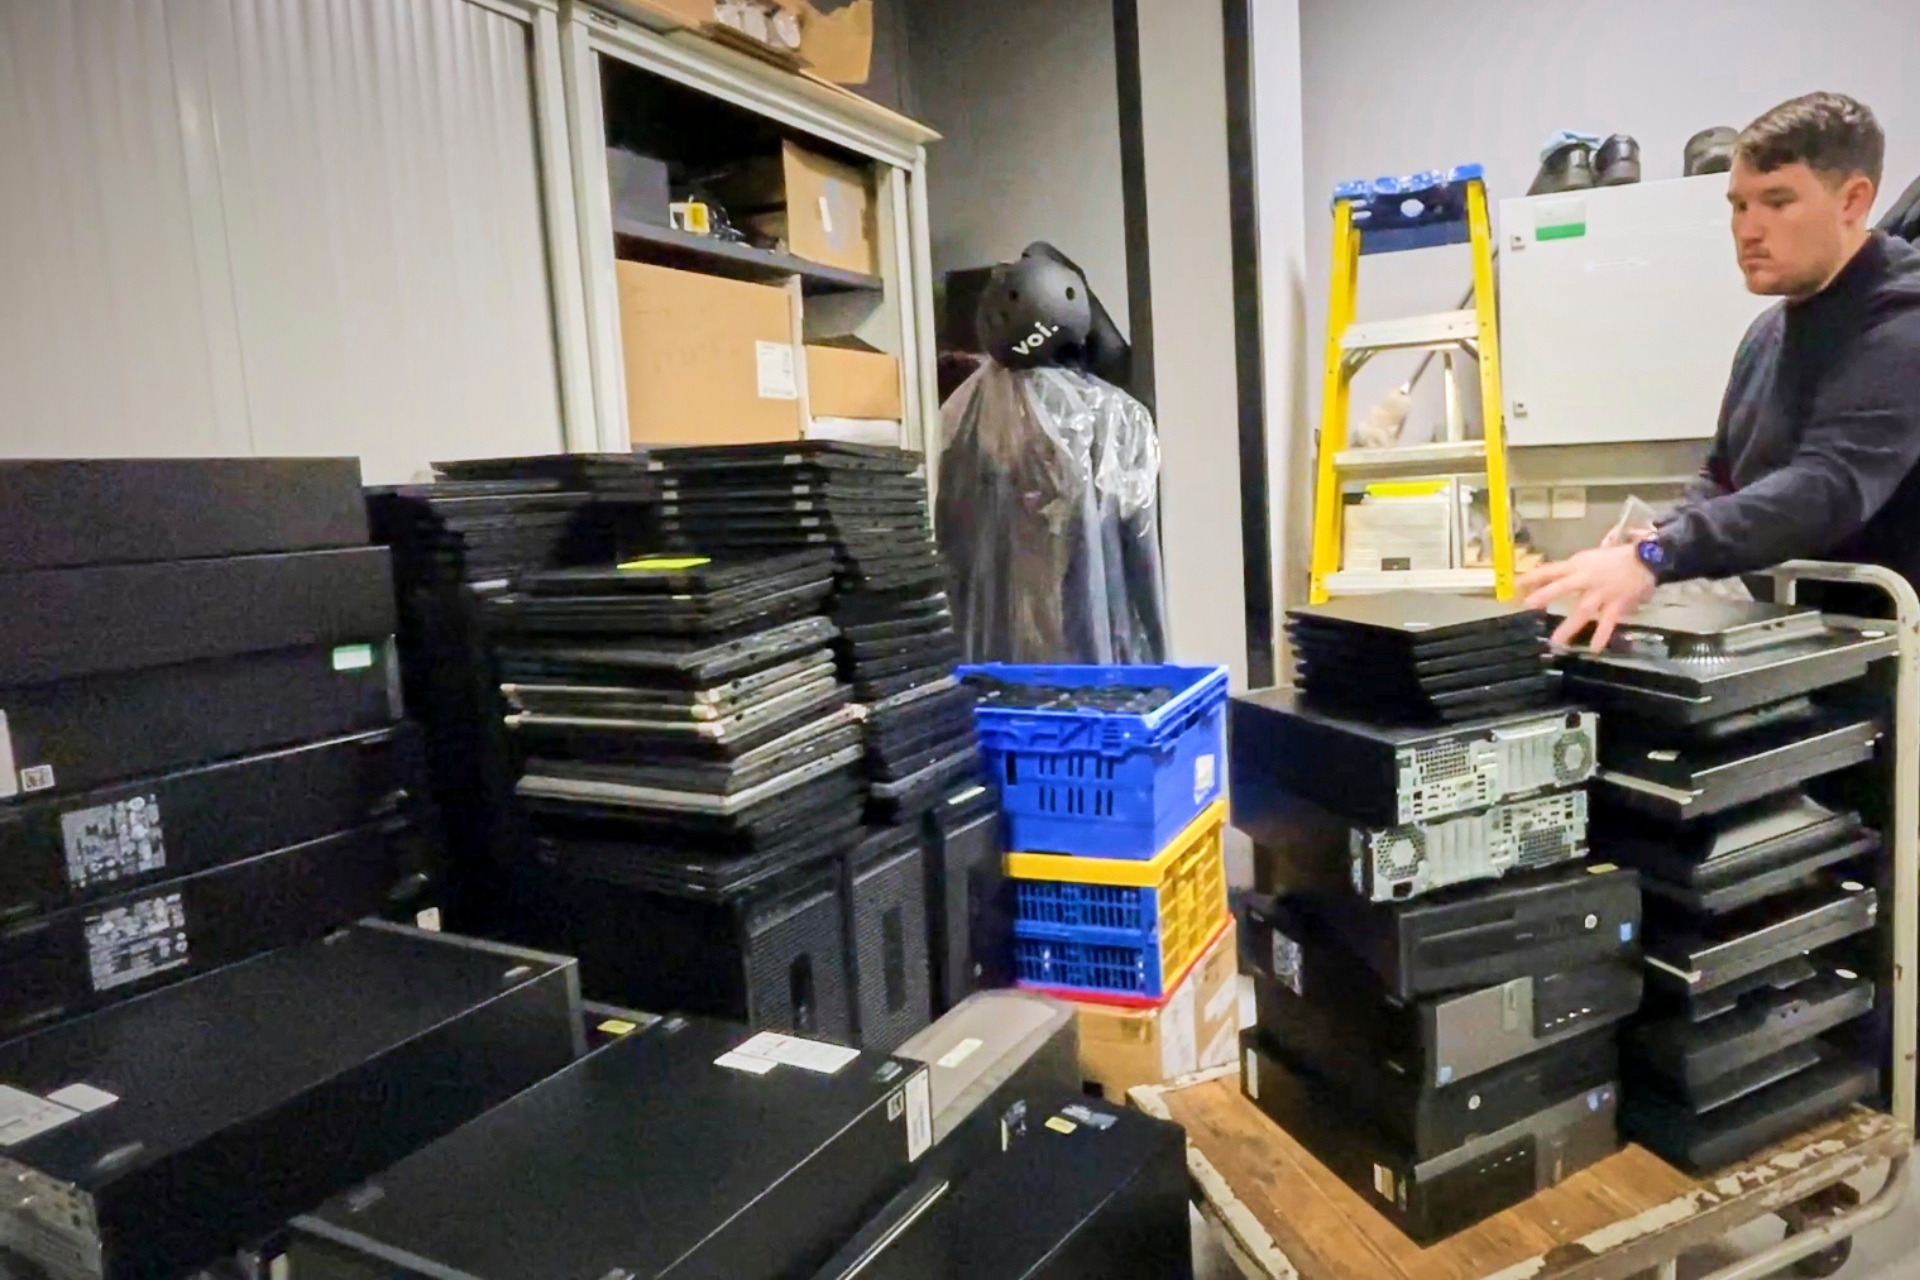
top-left (599, 0), bottom-right (872, 85)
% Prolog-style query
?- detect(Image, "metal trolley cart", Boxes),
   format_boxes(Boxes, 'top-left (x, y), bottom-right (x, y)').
top-left (1140, 562), bottom-right (1918, 1280)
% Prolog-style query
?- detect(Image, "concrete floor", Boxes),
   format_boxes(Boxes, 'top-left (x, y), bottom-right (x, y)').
top-left (1190, 977), bottom-right (1920, 1279)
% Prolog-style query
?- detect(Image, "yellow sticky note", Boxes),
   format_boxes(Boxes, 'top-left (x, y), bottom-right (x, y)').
top-left (1044, 1116), bottom-right (1077, 1135)
top-left (1586, 862), bottom-right (1618, 875)
top-left (597, 1018), bottom-right (639, 1037)
top-left (617, 556), bottom-right (712, 572)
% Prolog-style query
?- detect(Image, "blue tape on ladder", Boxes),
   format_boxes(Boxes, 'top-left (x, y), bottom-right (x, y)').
top-left (1332, 164), bottom-right (1485, 255)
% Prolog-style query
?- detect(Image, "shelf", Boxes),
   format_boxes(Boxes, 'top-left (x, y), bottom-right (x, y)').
top-left (612, 217), bottom-right (881, 293)
top-left (1333, 439), bottom-right (1487, 480)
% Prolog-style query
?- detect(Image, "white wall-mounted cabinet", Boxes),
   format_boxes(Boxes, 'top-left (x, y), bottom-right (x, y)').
top-left (557, 1), bottom-right (941, 457)
top-left (0, 0), bottom-right (586, 483)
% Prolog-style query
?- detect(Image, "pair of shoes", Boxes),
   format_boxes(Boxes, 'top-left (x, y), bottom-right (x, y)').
top-left (1530, 134), bottom-right (1642, 195)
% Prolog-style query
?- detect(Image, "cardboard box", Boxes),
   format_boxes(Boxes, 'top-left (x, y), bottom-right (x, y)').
top-left (597, 0), bottom-right (873, 85)
top-left (615, 261), bottom-right (804, 446)
top-left (718, 140), bottom-right (876, 276)
top-left (806, 345), bottom-right (900, 420)
top-left (1074, 917), bottom-right (1239, 1100)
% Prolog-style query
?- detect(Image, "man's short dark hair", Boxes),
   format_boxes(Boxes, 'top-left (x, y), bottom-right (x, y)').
top-left (1737, 92), bottom-right (1884, 187)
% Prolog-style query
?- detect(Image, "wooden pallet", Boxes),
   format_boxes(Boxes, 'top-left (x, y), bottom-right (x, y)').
top-left (1133, 1066), bottom-right (1910, 1280)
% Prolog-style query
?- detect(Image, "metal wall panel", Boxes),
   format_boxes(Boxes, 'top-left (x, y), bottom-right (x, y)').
top-left (0, 0), bottom-right (569, 482)
top-left (0, 1), bottom-right (246, 458)
top-left (201, 0), bottom-right (565, 481)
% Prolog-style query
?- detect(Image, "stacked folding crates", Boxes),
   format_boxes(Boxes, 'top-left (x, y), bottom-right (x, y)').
top-left (962, 662), bottom-right (1236, 1097)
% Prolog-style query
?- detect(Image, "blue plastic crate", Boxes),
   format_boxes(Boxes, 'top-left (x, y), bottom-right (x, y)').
top-left (961, 663), bottom-right (1229, 859)
top-left (1015, 881), bottom-right (1151, 931)
top-left (1012, 929), bottom-right (1164, 1001)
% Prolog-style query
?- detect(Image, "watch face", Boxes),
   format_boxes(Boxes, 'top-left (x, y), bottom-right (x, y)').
top-left (1637, 539), bottom-right (1668, 568)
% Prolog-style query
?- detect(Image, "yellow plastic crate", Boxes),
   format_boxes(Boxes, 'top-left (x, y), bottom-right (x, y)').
top-left (1007, 800), bottom-right (1229, 1001)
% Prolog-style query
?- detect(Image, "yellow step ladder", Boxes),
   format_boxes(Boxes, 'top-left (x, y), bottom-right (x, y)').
top-left (1307, 164), bottom-right (1514, 603)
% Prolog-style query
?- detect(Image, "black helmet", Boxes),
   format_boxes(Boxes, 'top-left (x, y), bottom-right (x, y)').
top-left (975, 250), bottom-right (1092, 368)
top-left (1685, 126), bottom-right (1738, 177)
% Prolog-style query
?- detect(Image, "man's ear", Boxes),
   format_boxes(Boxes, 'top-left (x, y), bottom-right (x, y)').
top-left (1841, 172), bottom-right (1878, 225)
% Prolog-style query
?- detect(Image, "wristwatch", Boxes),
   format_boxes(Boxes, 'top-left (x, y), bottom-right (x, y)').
top-left (1634, 534), bottom-right (1674, 582)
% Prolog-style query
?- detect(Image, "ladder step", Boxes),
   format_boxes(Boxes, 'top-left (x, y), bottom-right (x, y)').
top-left (1324, 568), bottom-right (1497, 595)
top-left (1334, 440), bottom-right (1487, 479)
top-left (1341, 310), bottom-right (1479, 354)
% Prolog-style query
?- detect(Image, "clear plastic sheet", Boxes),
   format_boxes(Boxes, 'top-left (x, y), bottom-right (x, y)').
top-left (935, 363), bottom-right (1168, 664)
top-left (1606, 495), bottom-right (1752, 605)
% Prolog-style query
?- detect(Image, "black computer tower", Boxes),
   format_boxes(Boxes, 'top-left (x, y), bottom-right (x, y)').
top-left (286, 1016), bottom-right (930, 1280)
top-left (921, 785), bottom-right (1013, 1013)
top-left (0, 924), bottom-right (582, 1280)
top-left (847, 826), bottom-right (933, 1052)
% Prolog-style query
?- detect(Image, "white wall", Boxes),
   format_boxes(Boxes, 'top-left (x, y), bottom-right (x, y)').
top-left (1251, 0), bottom-right (1311, 646)
top-left (1297, 0), bottom-right (1920, 445)
top-left (1134, 0), bottom-right (1248, 687)
top-left (0, 0), bottom-right (570, 483)
top-left (905, 0), bottom-right (1130, 330)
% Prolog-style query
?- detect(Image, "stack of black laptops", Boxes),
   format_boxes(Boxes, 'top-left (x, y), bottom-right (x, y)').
top-left (489, 549), bottom-right (869, 1041)
top-left (1562, 600), bottom-right (1892, 1171)
top-left (0, 458), bottom-right (434, 1043)
top-left (1290, 591), bottom-right (1560, 721)
top-left (1227, 590), bottom-right (1635, 1244)
top-left (365, 458), bottom-right (658, 934)
top-left (643, 443), bottom-right (981, 827)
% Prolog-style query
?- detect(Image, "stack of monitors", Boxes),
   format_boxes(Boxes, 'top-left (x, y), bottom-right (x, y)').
top-left (365, 465), bottom-right (656, 934)
top-left (1288, 592), bottom-right (1557, 723)
top-left (1227, 591), bottom-right (1632, 1244)
top-left (1564, 600), bottom-right (1892, 1171)
top-left (489, 550), bottom-right (868, 1039)
top-left (643, 443), bottom-right (979, 825)
top-left (0, 458), bottom-right (433, 1044)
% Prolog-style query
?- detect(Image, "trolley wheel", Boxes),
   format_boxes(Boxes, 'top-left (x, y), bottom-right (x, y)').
top-left (1789, 1234), bottom-right (1851, 1277)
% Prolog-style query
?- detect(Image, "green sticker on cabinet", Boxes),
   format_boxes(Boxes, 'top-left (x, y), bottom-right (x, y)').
top-left (331, 644), bottom-right (375, 671)
top-left (1534, 196), bottom-right (1587, 241)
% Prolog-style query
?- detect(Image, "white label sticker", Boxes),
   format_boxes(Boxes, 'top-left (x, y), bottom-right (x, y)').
top-left (1270, 930), bottom-right (1304, 996)
top-left (415, 908), bottom-right (443, 932)
top-left (85, 892), bottom-right (190, 992)
top-left (713, 1050), bottom-right (778, 1075)
top-left (731, 1031), bottom-right (861, 1075)
top-left (61, 795), bottom-right (165, 891)
top-left (1194, 754), bottom-right (1217, 804)
top-left (755, 341), bottom-right (799, 400)
top-left (1243, 1048), bottom-right (1258, 1100)
top-left (1515, 486), bottom-right (1552, 520)
top-left (1549, 486), bottom-right (1588, 519)
top-left (905, 1068), bottom-right (933, 1162)
top-left (817, 193), bottom-right (835, 236)
top-left (935, 1037), bottom-right (984, 1070)
top-left (1159, 978), bottom-right (1198, 1080)
top-left (19, 764), bottom-right (55, 794)
top-left (1373, 1163), bottom-right (1396, 1202)
top-left (0, 1086), bottom-right (80, 1148)
top-left (45, 1084), bottom-right (117, 1114)
top-left (0, 710), bottom-right (16, 800)
top-left (1060, 1103), bottom-right (1117, 1131)
top-left (887, 1091), bottom-right (905, 1121)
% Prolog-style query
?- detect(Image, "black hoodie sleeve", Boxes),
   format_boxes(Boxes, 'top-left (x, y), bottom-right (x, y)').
top-left (1660, 320), bottom-right (1920, 580)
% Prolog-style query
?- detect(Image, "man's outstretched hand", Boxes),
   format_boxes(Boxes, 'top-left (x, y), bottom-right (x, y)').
top-left (1517, 543), bottom-right (1657, 652)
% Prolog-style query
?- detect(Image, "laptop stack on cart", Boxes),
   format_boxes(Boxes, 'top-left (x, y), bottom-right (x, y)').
top-left (0, 458), bottom-right (438, 1043)
top-left (1562, 599), bottom-right (1894, 1172)
top-left (643, 443), bottom-right (981, 828)
top-left (1229, 591), bottom-right (1636, 1244)
top-left (488, 547), bottom-right (870, 1039)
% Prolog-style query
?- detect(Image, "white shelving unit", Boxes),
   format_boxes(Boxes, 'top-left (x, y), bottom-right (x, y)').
top-left (557, 1), bottom-right (942, 458)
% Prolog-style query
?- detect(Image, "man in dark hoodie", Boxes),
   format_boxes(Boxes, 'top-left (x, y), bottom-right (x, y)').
top-left (1522, 92), bottom-right (1920, 649)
